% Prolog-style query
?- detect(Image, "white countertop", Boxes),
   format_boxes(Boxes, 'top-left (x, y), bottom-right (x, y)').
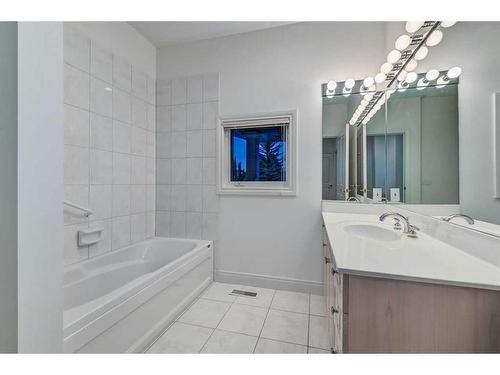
top-left (322, 212), bottom-right (500, 290)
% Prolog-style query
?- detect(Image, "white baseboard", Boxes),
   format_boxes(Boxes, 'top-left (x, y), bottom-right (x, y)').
top-left (215, 269), bottom-right (323, 295)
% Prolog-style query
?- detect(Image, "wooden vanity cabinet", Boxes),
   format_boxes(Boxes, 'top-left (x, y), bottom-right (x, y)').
top-left (322, 226), bottom-right (500, 353)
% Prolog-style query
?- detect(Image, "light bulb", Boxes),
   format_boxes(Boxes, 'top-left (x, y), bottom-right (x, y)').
top-left (406, 21), bottom-right (425, 33)
top-left (425, 69), bottom-right (439, 81)
top-left (361, 98), bottom-right (369, 106)
top-left (447, 66), bottom-right (462, 79)
top-left (441, 21), bottom-right (457, 28)
top-left (363, 76), bottom-right (375, 88)
top-left (414, 46), bottom-right (428, 61)
top-left (417, 77), bottom-right (429, 90)
top-left (397, 70), bottom-right (408, 81)
top-left (381, 62), bottom-right (393, 74)
top-left (405, 71), bottom-right (418, 83)
top-left (426, 30), bottom-right (443, 47)
top-left (343, 87), bottom-right (351, 97)
top-left (349, 119), bottom-right (356, 126)
top-left (365, 93), bottom-right (374, 101)
top-left (345, 78), bottom-right (355, 90)
top-left (375, 72), bottom-right (387, 84)
top-left (326, 80), bottom-right (337, 91)
top-left (387, 50), bottom-right (402, 64)
top-left (436, 76), bottom-right (447, 88)
top-left (398, 82), bottom-right (408, 92)
top-left (405, 59), bottom-right (418, 72)
top-left (395, 35), bottom-right (412, 51)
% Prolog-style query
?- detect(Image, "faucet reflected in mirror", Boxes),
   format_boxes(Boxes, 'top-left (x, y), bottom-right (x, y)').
top-left (442, 213), bottom-right (475, 225)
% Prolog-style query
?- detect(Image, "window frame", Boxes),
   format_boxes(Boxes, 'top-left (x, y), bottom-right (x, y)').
top-left (217, 111), bottom-right (297, 196)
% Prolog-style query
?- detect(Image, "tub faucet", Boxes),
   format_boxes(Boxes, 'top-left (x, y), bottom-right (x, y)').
top-left (442, 214), bottom-right (475, 225)
top-left (379, 212), bottom-right (419, 238)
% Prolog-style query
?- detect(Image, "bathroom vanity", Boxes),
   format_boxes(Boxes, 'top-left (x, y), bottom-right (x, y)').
top-left (322, 211), bottom-right (500, 353)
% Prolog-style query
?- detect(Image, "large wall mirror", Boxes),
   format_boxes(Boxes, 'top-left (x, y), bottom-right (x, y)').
top-left (322, 75), bottom-right (459, 205)
top-left (322, 21), bottom-right (500, 239)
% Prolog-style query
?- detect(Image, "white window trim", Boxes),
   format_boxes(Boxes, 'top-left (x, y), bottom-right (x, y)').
top-left (217, 110), bottom-right (298, 196)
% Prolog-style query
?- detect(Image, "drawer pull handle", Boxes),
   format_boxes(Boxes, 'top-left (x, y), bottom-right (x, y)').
top-left (325, 257), bottom-right (331, 264)
top-left (331, 306), bottom-right (339, 314)
top-left (331, 268), bottom-right (338, 275)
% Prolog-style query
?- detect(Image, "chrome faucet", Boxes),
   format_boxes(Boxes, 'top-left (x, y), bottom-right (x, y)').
top-left (379, 212), bottom-right (419, 238)
top-left (442, 214), bottom-right (475, 225)
top-left (347, 196), bottom-right (360, 203)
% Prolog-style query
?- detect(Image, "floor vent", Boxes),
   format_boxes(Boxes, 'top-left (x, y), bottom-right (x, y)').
top-left (230, 289), bottom-right (257, 297)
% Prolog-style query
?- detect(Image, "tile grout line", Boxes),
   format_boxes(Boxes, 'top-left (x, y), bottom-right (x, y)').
top-left (149, 284), bottom-right (316, 353)
top-left (252, 289), bottom-right (277, 353)
top-left (197, 285), bottom-right (241, 353)
top-left (307, 293), bottom-right (311, 353)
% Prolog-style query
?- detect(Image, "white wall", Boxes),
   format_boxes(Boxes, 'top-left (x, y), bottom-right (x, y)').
top-left (0, 21), bottom-right (17, 353)
top-left (157, 22), bottom-right (385, 292)
top-left (155, 74), bottom-right (220, 240)
top-left (69, 22), bottom-right (156, 77)
top-left (62, 23), bottom-right (157, 266)
top-left (386, 22), bottom-right (500, 224)
top-left (17, 22), bottom-right (64, 353)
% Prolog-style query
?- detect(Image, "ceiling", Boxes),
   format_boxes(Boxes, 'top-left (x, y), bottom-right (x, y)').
top-left (129, 22), bottom-right (294, 47)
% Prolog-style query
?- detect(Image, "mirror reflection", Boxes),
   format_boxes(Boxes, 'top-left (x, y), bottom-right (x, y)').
top-left (322, 78), bottom-right (459, 205)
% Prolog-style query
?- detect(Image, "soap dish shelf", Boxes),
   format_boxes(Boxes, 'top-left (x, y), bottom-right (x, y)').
top-left (78, 227), bottom-right (104, 247)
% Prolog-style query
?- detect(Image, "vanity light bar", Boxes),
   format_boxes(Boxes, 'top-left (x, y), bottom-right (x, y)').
top-left (349, 21), bottom-right (459, 127)
top-left (323, 22), bottom-right (459, 128)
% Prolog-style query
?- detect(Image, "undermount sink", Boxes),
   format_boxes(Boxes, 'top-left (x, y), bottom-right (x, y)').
top-left (343, 224), bottom-right (401, 242)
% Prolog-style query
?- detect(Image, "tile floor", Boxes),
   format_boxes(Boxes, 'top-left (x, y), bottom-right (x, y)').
top-left (146, 282), bottom-right (331, 354)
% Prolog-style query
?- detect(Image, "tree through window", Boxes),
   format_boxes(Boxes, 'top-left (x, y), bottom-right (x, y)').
top-left (230, 126), bottom-right (286, 182)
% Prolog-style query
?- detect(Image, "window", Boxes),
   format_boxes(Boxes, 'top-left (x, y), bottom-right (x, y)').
top-left (218, 111), bottom-right (297, 196)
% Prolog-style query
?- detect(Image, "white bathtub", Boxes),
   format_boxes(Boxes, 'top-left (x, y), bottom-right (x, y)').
top-left (63, 237), bottom-right (213, 353)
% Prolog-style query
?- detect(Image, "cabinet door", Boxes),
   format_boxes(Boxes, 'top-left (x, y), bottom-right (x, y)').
top-left (328, 267), bottom-right (335, 352)
top-left (331, 272), bottom-right (343, 353)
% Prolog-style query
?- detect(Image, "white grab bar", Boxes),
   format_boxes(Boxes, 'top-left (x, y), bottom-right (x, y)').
top-left (64, 200), bottom-right (93, 217)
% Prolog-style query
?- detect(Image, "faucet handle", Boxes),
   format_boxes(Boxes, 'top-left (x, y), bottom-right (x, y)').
top-left (406, 224), bottom-right (420, 238)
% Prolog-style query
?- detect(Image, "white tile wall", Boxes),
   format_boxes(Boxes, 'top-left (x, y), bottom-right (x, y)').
top-left (156, 73), bottom-right (219, 240)
top-left (63, 25), bottom-right (155, 266)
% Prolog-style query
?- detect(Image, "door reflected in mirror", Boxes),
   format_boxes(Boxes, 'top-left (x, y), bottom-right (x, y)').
top-left (385, 84), bottom-right (459, 203)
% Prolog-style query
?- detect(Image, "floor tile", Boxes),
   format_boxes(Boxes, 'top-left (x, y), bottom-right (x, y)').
top-left (308, 347), bottom-right (330, 354)
top-left (147, 322), bottom-right (212, 353)
top-left (254, 338), bottom-right (307, 354)
top-left (201, 330), bottom-right (258, 353)
top-left (201, 282), bottom-right (241, 303)
top-left (218, 303), bottom-right (268, 336)
top-left (260, 309), bottom-right (309, 345)
top-left (178, 298), bottom-right (231, 328)
top-left (310, 294), bottom-right (327, 316)
top-left (235, 286), bottom-right (275, 308)
top-left (271, 290), bottom-right (310, 314)
top-left (308, 315), bottom-right (330, 350)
